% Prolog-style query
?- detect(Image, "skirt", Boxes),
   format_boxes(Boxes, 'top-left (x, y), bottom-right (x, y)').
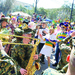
top-left (40, 45), bottom-right (52, 57)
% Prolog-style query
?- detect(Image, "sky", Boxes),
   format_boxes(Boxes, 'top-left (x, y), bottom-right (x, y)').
top-left (17, 0), bottom-right (74, 9)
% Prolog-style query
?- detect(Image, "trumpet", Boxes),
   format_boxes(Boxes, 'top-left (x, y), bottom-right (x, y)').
top-left (0, 34), bottom-right (41, 75)
top-left (0, 34), bottom-right (40, 46)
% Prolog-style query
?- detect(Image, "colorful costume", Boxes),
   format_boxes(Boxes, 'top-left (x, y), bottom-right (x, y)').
top-left (58, 35), bottom-right (73, 73)
top-left (11, 28), bottom-right (34, 75)
top-left (54, 31), bottom-right (67, 66)
top-left (40, 34), bottom-right (56, 57)
top-left (0, 49), bottom-right (17, 75)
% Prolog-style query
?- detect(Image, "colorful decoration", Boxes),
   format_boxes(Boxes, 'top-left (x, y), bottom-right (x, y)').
top-left (11, 16), bottom-right (16, 21)
top-left (52, 20), bottom-right (56, 24)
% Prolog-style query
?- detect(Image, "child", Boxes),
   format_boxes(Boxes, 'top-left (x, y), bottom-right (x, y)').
top-left (39, 28), bottom-right (57, 67)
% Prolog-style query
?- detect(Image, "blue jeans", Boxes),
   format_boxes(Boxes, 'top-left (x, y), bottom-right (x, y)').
top-left (55, 42), bottom-right (61, 64)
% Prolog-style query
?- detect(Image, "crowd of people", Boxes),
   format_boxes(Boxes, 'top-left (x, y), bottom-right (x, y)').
top-left (0, 12), bottom-right (75, 75)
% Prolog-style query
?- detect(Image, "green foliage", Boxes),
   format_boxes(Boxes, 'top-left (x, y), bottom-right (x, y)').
top-left (0, 0), bottom-right (75, 21)
top-left (12, 5), bottom-right (27, 13)
top-left (0, 0), bottom-right (15, 15)
top-left (37, 8), bottom-right (47, 16)
top-left (47, 9), bottom-right (59, 20)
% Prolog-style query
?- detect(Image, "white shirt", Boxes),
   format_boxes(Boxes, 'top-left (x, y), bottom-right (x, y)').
top-left (38, 28), bottom-right (49, 43)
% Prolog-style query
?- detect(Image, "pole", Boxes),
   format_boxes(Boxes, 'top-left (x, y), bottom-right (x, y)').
top-left (35, 0), bottom-right (37, 13)
top-left (70, 0), bottom-right (74, 22)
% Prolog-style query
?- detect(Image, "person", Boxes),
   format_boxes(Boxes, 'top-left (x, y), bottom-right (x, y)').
top-left (52, 23), bottom-right (68, 67)
top-left (67, 26), bottom-right (73, 36)
top-left (33, 31), bottom-right (75, 75)
top-left (0, 17), bottom-right (13, 55)
top-left (0, 40), bottom-right (17, 75)
top-left (37, 21), bottom-right (49, 64)
top-left (0, 17), bottom-right (10, 34)
top-left (11, 24), bottom-right (36, 75)
top-left (0, 38), bottom-right (38, 75)
top-left (10, 28), bottom-right (29, 74)
top-left (54, 24), bottom-right (61, 35)
top-left (7, 17), bottom-right (16, 34)
top-left (47, 21), bottom-right (51, 27)
top-left (0, 39), bottom-right (27, 75)
top-left (38, 28), bottom-right (57, 67)
top-left (56, 29), bottom-right (75, 73)
top-left (17, 13), bottom-right (20, 22)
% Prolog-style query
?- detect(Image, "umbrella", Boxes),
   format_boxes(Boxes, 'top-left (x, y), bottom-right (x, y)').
top-left (11, 11), bottom-right (31, 18)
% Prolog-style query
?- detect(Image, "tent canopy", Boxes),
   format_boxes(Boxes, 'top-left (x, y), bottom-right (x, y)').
top-left (11, 11), bottom-right (31, 18)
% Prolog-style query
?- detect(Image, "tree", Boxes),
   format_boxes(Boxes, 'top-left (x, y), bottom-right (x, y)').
top-left (37, 8), bottom-right (47, 16)
top-left (0, 0), bottom-right (15, 15)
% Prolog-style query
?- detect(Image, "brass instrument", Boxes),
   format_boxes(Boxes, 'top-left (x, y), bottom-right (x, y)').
top-left (22, 23), bottom-right (28, 29)
top-left (0, 34), bottom-right (40, 75)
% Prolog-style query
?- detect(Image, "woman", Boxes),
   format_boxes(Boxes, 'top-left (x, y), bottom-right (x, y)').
top-left (39, 28), bottom-right (57, 67)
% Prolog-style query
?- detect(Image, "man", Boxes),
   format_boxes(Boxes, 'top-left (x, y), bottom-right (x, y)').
top-left (11, 25), bottom-right (37, 75)
top-left (0, 27), bottom-right (37, 75)
top-left (37, 21), bottom-right (49, 64)
top-left (11, 27), bottom-right (31, 75)
top-left (0, 39), bottom-right (27, 75)
top-left (0, 17), bottom-right (10, 34)
top-left (0, 40), bottom-right (17, 75)
top-left (52, 23), bottom-right (68, 67)
top-left (0, 17), bottom-right (13, 55)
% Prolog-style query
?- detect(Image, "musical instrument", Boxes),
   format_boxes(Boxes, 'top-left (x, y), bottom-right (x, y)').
top-left (0, 34), bottom-right (40, 75)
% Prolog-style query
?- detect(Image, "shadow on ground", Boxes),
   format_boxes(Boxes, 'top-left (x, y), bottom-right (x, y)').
top-left (35, 53), bottom-right (56, 75)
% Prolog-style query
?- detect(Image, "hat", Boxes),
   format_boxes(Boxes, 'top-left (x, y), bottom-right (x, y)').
top-left (59, 22), bottom-right (68, 28)
top-left (59, 22), bottom-right (64, 27)
top-left (0, 17), bottom-right (8, 23)
top-left (64, 22), bottom-right (69, 27)
top-left (23, 28), bottom-right (35, 38)
top-left (14, 28), bottom-right (24, 36)
top-left (23, 19), bottom-right (29, 25)
top-left (24, 28), bottom-right (33, 34)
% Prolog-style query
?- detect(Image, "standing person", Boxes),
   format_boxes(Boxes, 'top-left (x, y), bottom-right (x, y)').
top-left (47, 21), bottom-right (51, 27)
top-left (11, 27), bottom-right (36, 75)
top-left (39, 28), bottom-right (57, 67)
top-left (43, 15), bottom-right (46, 20)
top-left (0, 40), bottom-right (18, 75)
top-left (7, 17), bottom-right (16, 34)
top-left (52, 23), bottom-right (68, 66)
top-left (0, 39), bottom-right (37, 75)
top-left (54, 24), bottom-right (61, 35)
top-left (0, 17), bottom-right (14, 55)
top-left (0, 40), bottom-right (27, 75)
top-left (0, 17), bottom-right (9, 34)
top-left (17, 13), bottom-right (20, 22)
top-left (37, 21), bottom-right (49, 64)
top-left (67, 26), bottom-right (73, 36)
